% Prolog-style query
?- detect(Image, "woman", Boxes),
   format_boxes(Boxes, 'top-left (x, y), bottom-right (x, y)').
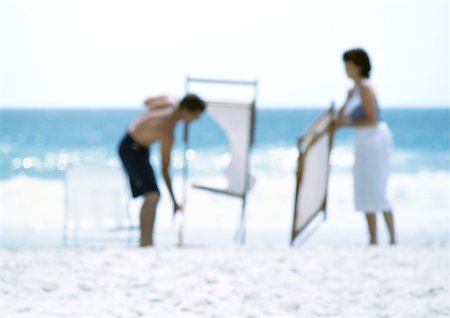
top-left (333, 48), bottom-right (396, 245)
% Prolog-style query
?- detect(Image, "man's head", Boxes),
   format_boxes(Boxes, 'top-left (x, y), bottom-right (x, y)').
top-left (179, 94), bottom-right (206, 122)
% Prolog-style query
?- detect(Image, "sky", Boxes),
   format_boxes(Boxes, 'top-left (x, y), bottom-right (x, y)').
top-left (0, 0), bottom-right (449, 109)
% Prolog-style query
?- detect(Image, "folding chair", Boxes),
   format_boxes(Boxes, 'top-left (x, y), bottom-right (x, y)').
top-left (291, 105), bottom-right (335, 245)
top-left (63, 164), bottom-right (137, 246)
top-left (181, 76), bottom-right (257, 245)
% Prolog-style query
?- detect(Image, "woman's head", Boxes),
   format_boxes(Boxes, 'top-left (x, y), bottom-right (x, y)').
top-left (343, 48), bottom-right (371, 79)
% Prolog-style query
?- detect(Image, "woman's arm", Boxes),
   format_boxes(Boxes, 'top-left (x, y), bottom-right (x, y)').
top-left (331, 89), bottom-right (352, 131)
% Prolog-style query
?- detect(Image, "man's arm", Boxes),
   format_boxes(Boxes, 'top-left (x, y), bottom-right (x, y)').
top-left (144, 95), bottom-right (177, 110)
top-left (160, 136), bottom-right (181, 215)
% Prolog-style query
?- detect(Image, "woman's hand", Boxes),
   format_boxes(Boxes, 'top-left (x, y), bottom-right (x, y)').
top-left (331, 118), bottom-right (342, 134)
top-left (333, 117), bottom-right (352, 128)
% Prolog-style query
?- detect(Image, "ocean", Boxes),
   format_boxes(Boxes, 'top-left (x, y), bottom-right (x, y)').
top-left (0, 108), bottom-right (449, 248)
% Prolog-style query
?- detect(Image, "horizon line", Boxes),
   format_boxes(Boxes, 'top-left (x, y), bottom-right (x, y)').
top-left (1, 104), bottom-right (449, 110)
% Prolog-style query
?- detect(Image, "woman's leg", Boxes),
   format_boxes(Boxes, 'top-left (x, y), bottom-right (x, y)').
top-left (383, 211), bottom-right (396, 245)
top-left (365, 213), bottom-right (377, 245)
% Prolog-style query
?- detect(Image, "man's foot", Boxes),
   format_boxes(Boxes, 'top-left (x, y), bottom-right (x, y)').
top-left (140, 240), bottom-right (153, 247)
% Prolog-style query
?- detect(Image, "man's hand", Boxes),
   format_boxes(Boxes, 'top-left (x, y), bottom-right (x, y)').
top-left (173, 202), bottom-right (183, 216)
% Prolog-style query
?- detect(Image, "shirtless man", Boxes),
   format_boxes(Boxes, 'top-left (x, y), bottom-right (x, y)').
top-left (118, 94), bottom-right (206, 246)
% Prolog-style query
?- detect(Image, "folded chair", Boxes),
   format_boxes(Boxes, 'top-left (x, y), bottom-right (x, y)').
top-left (291, 105), bottom-right (335, 245)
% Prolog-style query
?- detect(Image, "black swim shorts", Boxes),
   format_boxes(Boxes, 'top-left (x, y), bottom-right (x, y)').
top-left (118, 133), bottom-right (159, 198)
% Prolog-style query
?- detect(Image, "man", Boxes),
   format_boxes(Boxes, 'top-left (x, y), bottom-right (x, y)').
top-left (118, 94), bottom-right (206, 246)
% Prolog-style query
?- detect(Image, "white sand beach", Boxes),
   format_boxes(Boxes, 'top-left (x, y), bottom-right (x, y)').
top-left (1, 245), bottom-right (449, 317)
top-left (1, 172), bottom-right (449, 317)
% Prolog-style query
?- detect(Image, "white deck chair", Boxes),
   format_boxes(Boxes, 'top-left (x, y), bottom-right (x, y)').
top-left (63, 164), bottom-right (136, 246)
top-left (192, 101), bottom-right (255, 196)
top-left (291, 106), bottom-right (335, 245)
top-left (181, 77), bottom-right (257, 245)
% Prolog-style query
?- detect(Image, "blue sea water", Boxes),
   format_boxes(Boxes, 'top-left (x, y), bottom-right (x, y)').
top-left (0, 108), bottom-right (449, 179)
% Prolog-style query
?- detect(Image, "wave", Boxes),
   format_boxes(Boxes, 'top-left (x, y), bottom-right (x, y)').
top-left (1, 144), bottom-right (449, 180)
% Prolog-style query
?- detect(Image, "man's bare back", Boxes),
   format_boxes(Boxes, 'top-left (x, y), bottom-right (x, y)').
top-left (128, 95), bottom-right (179, 147)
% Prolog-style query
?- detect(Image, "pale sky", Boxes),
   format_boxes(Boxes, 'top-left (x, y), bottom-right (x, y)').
top-left (0, 0), bottom-right (449, 108)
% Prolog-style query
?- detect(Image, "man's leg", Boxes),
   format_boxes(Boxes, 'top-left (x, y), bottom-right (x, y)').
top-left (383, 211), bottom-right (396, 245)
top-left (140, 192), bottom-right (160, 247)
top-left (365, 213), bottom-right (377, 245)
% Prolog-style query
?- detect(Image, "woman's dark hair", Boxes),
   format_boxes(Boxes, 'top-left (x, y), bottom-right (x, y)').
top-left (179, 94), bottom-right (206, 112)
top-left (343, 48), bottom-right (371, 78)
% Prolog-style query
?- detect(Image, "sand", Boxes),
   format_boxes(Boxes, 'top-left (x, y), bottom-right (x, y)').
top-left (1, 245), bottom-right (449, 317)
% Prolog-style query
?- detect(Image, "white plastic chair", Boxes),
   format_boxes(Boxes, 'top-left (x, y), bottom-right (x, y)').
top-left (63, 164), bottom-right (137, 246)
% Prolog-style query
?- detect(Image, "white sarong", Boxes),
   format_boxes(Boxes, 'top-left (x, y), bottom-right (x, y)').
top-left (353, 121), bottom-right (392, 212)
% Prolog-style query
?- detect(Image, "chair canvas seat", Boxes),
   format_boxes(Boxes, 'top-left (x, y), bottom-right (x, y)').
top-left (192, 101), bottom-right (255, 197)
